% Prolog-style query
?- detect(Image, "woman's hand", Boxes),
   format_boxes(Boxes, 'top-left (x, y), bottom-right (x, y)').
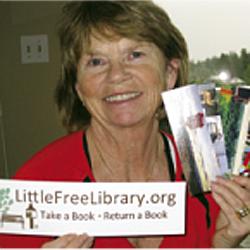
top-left (42, 233), bottom-right (94, 248)
top-left (211, 175), bottom-right (250, 248)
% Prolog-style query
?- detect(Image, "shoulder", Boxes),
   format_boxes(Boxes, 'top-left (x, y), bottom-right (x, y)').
top-left (14, 131), bottom-right (88, 181)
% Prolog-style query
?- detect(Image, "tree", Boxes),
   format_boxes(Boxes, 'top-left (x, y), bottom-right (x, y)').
top-left (189, 49), bottom-right (250, 84)
top-left (243, 64), bottom-right (250, 85)
top-left (0, 188), bottom-right (13, 214)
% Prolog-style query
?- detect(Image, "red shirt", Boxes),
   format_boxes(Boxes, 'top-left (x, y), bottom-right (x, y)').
top-left (0, 131), bottom-right (220, 248)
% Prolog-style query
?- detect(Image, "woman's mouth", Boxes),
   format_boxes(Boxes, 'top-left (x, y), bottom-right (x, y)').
top-left (104, 92), bottom-right (141, 103)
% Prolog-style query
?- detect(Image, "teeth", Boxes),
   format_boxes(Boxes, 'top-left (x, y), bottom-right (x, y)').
top-left (105, 92), bottom-right (140, 102)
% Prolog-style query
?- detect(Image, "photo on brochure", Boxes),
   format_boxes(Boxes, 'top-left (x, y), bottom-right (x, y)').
top-left (161, 85), bottom-right (222, 195)
top-left (217, 85), bottom-right (250, 175)
top-left (198, 83), bottom-right (229, 176)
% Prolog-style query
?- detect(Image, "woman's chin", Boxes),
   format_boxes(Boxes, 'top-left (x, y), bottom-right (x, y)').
top-left (107, 115), bottom-right (149, 129)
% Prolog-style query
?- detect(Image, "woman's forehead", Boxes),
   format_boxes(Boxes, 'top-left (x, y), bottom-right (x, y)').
top-left (84, 33), bottom-right (153, 54)
top-left (82, 26), bottom-right (151, 52)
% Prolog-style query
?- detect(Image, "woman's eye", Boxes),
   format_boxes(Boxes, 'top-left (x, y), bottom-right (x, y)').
top-left (87, 58), bottom-right (105, 67)
top-left (129, 51), bottom-right (144, 60)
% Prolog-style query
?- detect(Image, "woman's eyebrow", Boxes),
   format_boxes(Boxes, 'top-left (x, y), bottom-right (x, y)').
top-left (82, 49), bottom-right (106, 58)
top-left (82, 41), bottom-right (153, 57)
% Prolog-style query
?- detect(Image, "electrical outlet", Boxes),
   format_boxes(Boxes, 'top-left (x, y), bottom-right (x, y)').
top-left (20, 34), bottom-right (49, 64)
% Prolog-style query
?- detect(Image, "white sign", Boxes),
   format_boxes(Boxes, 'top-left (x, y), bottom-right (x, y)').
top-left (0, 180), bottom-right (186, 236)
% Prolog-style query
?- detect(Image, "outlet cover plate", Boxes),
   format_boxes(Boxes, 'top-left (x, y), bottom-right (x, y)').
top-left (20, 34), bottom-right (49, 64)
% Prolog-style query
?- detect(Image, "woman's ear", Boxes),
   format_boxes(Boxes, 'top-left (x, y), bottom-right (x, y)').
top-left (75, 83), bottom-right (84, 102)
top-left (75, 83), bottom-right (87, 107)
top-left (165, 58), bottom-right (180, 90)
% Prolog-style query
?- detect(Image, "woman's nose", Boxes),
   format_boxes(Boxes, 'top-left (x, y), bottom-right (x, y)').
top-left (107, 60), bottom-right (127, 84)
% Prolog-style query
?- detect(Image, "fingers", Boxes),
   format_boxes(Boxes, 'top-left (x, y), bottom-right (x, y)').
top-left (211, 176), bottom-right (250, 206)
top-left (42, 234), bottom-right (76, 248)
top-left (66, 234), bottom-right (94, 248)
top-left (232, 175), bottom-right (250, 190)
top-left (42, 233), bottom-right (94, 248)
top-left (211, 176), bottom-right (250, 224)
top-left (211, 176), bottom-right (250, 237)
top-left (211, 186), bottom-right (239, 223)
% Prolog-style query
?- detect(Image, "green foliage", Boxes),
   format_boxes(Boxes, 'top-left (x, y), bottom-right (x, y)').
top-left (189, 49), bottom-right (250, 85)
top-left (243, 64), bottom-right (250, 83)
top-left (218, 86), bottom-right (244, 169)
top-left (0, 188), bottom-right (14, 214)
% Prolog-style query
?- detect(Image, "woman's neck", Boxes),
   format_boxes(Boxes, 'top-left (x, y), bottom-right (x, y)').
top-left (86, 119), bottom-right (168, 182)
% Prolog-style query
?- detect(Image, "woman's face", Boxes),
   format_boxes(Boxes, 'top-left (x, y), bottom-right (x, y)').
top-left (76, 35), bottom-right (177, 128)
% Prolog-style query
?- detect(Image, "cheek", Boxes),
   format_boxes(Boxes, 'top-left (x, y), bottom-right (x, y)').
top-left (77, 76), bottom-right (102, 99)
top-left (146, 67), bottom-right (167, 107)
top-left (134, 67), bottom-right (165, 110)
top-left (139, 64), bottom-right (166, 91)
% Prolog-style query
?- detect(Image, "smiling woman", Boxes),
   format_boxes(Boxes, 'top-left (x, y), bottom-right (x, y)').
top-left (55, 0), bottom-right (188, 132)
top-left (0, 0), bottom-right (250, 248)
top-left (75, 37), bottom-right (169, 128)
